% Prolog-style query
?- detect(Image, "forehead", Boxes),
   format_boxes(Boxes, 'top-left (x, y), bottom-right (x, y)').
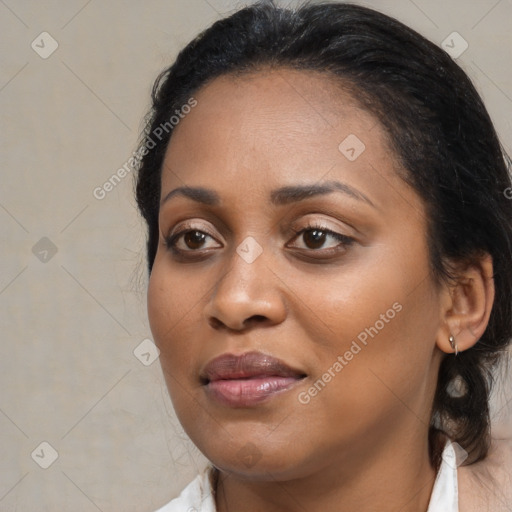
top-left (160, 68), bottom-right (403, 207)
top-left (168, 68), bottom-right (375, 148)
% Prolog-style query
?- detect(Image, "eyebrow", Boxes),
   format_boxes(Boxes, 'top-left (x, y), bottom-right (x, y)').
top-left (160, 180), bottom-right (375, 208)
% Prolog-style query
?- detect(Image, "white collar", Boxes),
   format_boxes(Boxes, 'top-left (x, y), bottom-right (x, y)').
top-left (427, 439), bottom-right (459, 512)
top-left (155, 440), bottom-right (458, 511)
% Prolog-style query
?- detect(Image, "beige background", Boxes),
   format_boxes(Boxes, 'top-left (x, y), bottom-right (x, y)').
top-left (0, 0), bottom-right (511, 510)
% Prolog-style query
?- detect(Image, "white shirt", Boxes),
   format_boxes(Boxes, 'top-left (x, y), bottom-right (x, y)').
top-left (154, 440), bottom-right (459, 512)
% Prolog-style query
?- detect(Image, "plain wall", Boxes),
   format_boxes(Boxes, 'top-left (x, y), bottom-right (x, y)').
top-left (1, 0), bottom-right (511, 510)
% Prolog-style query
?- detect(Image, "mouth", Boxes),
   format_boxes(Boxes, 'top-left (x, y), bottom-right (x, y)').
top-left (200, 351), bottom-right (307, 408)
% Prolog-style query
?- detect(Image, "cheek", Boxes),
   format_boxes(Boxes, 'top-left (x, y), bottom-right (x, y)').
top-left (288, 250), bottom-right (432, 354)
top-left (291, 236), bottom-right (440, 395)
top-left (284, 291), bottom-right (438, 461)
top-left (340, 295), bottom-right (437, 411)
top-left (147, 257), bottom-right (200, 371)
top-left (147, 260), bottom-right (208, 426)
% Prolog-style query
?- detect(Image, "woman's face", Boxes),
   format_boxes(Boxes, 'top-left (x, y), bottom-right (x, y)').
top-left (148, 69), bottom-right (445, 479)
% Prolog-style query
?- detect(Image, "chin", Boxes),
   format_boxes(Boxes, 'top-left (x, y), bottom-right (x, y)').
top-left (191, 430), bottom-right (318, 481)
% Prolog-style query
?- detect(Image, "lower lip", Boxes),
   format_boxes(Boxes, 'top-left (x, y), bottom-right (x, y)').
top-left (205, 376), bottom-right (302, 407)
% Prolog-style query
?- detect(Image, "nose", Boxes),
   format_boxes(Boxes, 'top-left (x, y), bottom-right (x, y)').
top-left (203, 243), bottom-right (287, 332)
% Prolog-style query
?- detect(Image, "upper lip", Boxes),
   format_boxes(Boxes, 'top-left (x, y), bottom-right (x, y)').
top-left (200, 351), bottom-right (306, 383)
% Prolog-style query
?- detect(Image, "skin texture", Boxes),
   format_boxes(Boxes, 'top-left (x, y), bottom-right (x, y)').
top-left (459, 439), bottom-right (512, 512)
top-left (147, 69), bottom-right (495, 512)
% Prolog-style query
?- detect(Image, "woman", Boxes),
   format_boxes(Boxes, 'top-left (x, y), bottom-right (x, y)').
top-left (135, 1), bottom-right (512, 510)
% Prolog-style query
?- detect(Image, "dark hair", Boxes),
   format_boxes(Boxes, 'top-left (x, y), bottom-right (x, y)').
top-left (135, 0), bottom-right (512, 467)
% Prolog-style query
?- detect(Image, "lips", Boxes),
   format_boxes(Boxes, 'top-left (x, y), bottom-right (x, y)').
top-left (201, 351), bottom-right (306, 407)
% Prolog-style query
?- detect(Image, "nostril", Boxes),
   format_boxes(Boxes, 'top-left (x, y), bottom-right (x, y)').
top-left (208, 317), bottom-right (224, 330)
top-left (207, 314), bottom-right (269, 331)
top-left (242, 315), bottom-right (270, 329)
top-left (248, 315), bottom-right (267, 323)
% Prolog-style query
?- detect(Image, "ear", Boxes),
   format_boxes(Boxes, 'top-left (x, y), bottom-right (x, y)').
top-left (436, 253), bottom-right (495, 354)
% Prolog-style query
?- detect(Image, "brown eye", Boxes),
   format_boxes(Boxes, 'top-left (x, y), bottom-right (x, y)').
top-left (303, 229), bottom-right (328, 249)
top-left (183, 231), bottom-right (207, 250)
top-left (289, 225), bottom-right (353, 252)
top-left (165, 229), bottom-right (221, 254)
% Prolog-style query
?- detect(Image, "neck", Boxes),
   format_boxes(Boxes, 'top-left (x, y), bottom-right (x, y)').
top-left (215, 429), bottom-right (438, 512)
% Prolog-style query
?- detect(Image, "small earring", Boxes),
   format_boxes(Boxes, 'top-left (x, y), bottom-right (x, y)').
top-left (449, 335), bottom-right (458, 356)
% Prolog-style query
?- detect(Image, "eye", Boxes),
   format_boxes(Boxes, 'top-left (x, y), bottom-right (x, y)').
top-left (163, 222), bottom-right (354, 259)
top-left (165, 228), bottom-right (221, 253)
top-left (287, 223), bottom-right (354, 252)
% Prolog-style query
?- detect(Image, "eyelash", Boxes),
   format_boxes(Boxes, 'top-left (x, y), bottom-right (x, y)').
top-left (289, 223), bottom-right (354, 253)
top-left (164, 222), bottom-right (354, 258)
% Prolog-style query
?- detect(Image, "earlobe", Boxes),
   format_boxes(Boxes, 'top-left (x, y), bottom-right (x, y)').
top-left (436, 253), bottom-right (495, 355)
